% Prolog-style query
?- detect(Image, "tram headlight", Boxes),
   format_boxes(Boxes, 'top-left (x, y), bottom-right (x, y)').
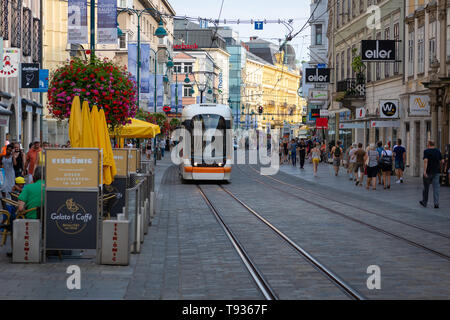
top-left (218, 163), bottom-right (223, 167)
top-left (193, 162), bottom-right (198, 166)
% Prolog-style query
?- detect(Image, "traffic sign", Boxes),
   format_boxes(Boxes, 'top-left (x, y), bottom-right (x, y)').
top-left (254, 21), bottom-right (263, 30)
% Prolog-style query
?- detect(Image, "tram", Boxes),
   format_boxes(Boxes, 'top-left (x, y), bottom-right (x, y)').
top-left (179, 103), bottom-right (233, 181)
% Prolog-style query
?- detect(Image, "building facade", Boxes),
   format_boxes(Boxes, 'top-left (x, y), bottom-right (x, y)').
top-left (0, 0), bottom-right (43, 150)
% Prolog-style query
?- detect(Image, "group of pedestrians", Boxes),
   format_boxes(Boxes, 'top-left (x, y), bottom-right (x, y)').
top-left (279, 137), bottom-right (327, 173)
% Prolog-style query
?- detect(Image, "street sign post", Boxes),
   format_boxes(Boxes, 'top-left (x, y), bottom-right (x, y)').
top-left (254, 21), bottom-right (263, 30)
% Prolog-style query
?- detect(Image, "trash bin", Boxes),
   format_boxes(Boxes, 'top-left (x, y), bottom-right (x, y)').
top-left (101, 220), bottom-right (130, 265)
top-left (157, 149), bottom-right (162, 160)
top-left (13, 219), bottom-right (41, 263)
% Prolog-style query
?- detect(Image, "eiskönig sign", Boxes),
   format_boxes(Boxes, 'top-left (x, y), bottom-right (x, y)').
top-left (20, 63), bottom-right (40, 88)
top-left (305, 68), bottom-right (330, 83)
top-left (361, 40), bottom-right (396, 61)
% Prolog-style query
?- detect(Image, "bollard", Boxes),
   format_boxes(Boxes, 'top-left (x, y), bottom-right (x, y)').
top-left (101, 220), bottom-right (130, 265)
top-left (143, 199), bottom-right (149, 235)
top-left (150, 191), bottom-right (155, 220)
top-left (13, 219), bottom-right (41, 263)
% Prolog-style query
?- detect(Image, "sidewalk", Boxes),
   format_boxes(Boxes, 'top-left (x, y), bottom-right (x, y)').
top-left (278, 160), bottom-right (450, 213)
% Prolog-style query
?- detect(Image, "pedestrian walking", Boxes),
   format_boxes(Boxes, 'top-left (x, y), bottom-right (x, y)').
top-left (365, 143), bottom-right (379, 190)
top-left (376, 141), bottom-right (384, 185)
top-left (311, 142), bottom-right (321, 177)
top-left (25, 141), bottom-right (41, 184)
top-left (283, 140), bottom-right (288, 164)
top-left (331, 140), bottom-right (343, 176)
top-left (379, 144), bottom-right (393, 189)
top-left (1, 144), bottom-right (16, 198)
top-left (290, 139), bottom-right (297, 167)
top-left (354, 143), bottom-right (366, 186)
top-left (348, 143), bottom-right (357, 180)
top-left (12, 142), bottom-right (25, 178)
top-left (419, 140), bottom-right (444, 208)
top-left (145, 141), bottom-right (152, 160)
top-left (393, 139), bottom-right (406, 184)
top-left (298, 138), bottom-right (306, 169)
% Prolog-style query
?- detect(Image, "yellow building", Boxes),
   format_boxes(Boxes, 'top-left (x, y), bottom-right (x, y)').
top-left (242, 53), bottom-right (264, 130)
top-left (261, 52), bottom-right (304, 134)
top-left (42, 0), bottom-right (175, 144)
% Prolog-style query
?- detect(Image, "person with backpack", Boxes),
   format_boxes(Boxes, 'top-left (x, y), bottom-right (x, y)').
top-left (331, 140), bottom-right (343, 176)
top-left (379, 144), bottom-right (393, 189)
top-left (376, 141), bottom-right (384, 185)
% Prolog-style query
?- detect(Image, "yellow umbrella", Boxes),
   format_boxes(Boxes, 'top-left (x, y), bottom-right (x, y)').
top-left (90, 105), bottom-right (101, 148)
top-left (80, 101), bottom-right (95, 148)
top-left (110, 118), bottom-right (160, 139)
top-left (69, 96), bottom-right (82, 148)
top-left (99, 108), bottom-right (116, 185)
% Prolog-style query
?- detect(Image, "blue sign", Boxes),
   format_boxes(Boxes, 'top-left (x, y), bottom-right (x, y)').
top-left (32, 69), bottom-right (49, 92)
top-left (317, 63), bottom-right (326, 69)
top-left (254, 21), bottom-right (263, 30)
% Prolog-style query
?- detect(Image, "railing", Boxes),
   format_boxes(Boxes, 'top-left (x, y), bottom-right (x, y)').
top-left (336, 78), bottom-right (366, 98)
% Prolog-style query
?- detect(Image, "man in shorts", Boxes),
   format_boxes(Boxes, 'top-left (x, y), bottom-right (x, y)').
top-left (348, 143), bottom-right (357, 180)
top-left (353, 143), bottom-right (366, 186)
top-left (331, 140), bottom-right (343, 176)
top-left (393, 138), bottom-right (406, 183)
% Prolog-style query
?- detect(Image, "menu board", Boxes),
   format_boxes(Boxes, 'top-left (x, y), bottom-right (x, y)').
top-left (45, 149), bottom-right (100, 189)
top-left (113, 149), bottom-right (129, 177)
top-left (128, 149), bottom-right (137, 173)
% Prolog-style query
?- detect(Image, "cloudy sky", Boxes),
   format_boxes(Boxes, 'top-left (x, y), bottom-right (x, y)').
top-left (169, 0), bottom-right (313, 62)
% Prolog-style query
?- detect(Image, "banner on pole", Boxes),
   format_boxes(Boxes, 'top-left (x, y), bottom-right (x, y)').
top-left (68, 0), bottom-right (88, 44)
top-left (0, 48), bottom-right (20, 78)
top-left (148, 75), bottom-right (155, 111)
top-left (156, 74), bottom-right (163, 111)
top-left (97, 0), bottom-right (118, 44)
top-left (140, 44), bottom-right (150, 98)
top-left (128, 43), bottom-right (137, 84)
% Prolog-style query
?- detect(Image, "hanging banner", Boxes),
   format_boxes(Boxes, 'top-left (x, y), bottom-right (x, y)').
top-left (148, 75), bottom-right (155, 111)
top-left (140, 44), bottom-right (150, 99)
top-left (409, 95), bottom-right (430, 116)
top-left (0, 48), bottom-right (20, 78)
top-left (20, 63), bottom-right (40, 89)
top-left (128, 43), bottom-right (137, 84)
top-left (68, 0), bottom-right (88, 44)
top-left (171, 83), bottom-right (176, 111)
top-left (32, 69), bottom-right (50, 93)
top-left (97, 0), bottom-right (118, 44)
top-left (156, 74), bottom-right (164, 112)
top-left (177, 83), bottom-right (183, 110)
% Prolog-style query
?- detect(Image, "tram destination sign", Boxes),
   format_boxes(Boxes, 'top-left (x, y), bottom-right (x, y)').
top-left (361, 40), bottom-right (396, 61)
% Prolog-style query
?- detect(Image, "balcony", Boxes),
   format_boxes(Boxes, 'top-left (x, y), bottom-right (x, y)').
top-left (333, 78), bottom-right (366, 110)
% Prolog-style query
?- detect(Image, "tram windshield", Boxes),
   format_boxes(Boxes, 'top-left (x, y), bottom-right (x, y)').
top-left (187, 114), bottom-right (227, 165)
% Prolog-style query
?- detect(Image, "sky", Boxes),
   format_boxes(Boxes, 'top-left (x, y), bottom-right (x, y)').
top-left (168, 0), bottom-right (313, 62)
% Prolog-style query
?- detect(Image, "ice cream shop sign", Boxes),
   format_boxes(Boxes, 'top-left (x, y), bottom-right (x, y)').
top-left (173, 43), bottom-right (198, 50)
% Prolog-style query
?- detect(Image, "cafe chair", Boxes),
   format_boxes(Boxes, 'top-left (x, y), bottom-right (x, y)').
top-left (102, 193), bottom-right (117, 220)
top-left (9, 192), bottom-right (20, 202)
top-left (0, 209), bottom-right (11, 246)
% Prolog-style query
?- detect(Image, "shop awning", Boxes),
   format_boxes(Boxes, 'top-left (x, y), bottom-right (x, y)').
top-left (110, 118), bottom-right (161, 139)
top-left (328, 108), bottom-right (350, 115)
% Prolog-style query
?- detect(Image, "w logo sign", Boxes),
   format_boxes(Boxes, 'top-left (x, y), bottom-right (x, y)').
top-left (380, 100), bottom-right (398, 118)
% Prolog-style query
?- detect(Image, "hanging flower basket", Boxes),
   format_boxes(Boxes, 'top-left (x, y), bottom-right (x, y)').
top-left (47, 56), bottom-right (138, 129)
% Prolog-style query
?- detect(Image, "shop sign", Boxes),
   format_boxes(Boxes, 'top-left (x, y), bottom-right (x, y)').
top-left (320, 109), bottom-right (329, 117)
top-left (21, 63), bottom-right (40, 89)
top-left (0, 115), bottom-right (9, 127)
top-left (370, 120), bottom-right (400, 128)
top-left (173, 43), bottom-right (198, 50)
top-left (356, 107), bottom-right (366, 119)
top-left (379, 100), bottom-right (399, 118)
top-left (339, 122), bottom-right (366, 129)
top-left (361, 40), bottom-right (396, 61)
top-left (308, 90), bottom-right (328, 100)
top-left (0, 48), bottom-right (20, 78)
top-left (316, 117), bottom-right (328, 129)
top-left (45, 149), bottom-right (100, 189)
top-left (113, 149), bottom-right (128, 177)
top-left (409, 95), bottom-right (430, 116)
top-left (305, 68), bottom-right (330, 83)
top-left (128, 149), bottom-right (138, 173)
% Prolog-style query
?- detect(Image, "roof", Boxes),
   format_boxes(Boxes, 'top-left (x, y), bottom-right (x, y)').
top-left (174, 52), bottom-right (196, 60)
top-left (246, 51), bottom-right (267, 65)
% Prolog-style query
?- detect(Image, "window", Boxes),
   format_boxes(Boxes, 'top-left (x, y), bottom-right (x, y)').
top-left (376, 32), bottom-right (381, 80)
top-left (394, 23), bottom-right (399, 74)
top-left (11, 0), bottom-right (22, 49)
top-left (429, 20), bottom-right (437, 64)
top-left (183, 84), bottom-right (193, 97)
top-left (347, 0), bottom-right (351, 23)
top-left (174, 62), bottom-right (182, 73)
top-left (352, 45), bottom-right (356, 78)
top-left (384, 27), bottom-right (390, 78)
top-left (417, 26), bottom-right (424, 74)
top-left (315, 24), bottom-right (322, 45)
top-left (336, 53), bottom-right (340, 82)
top-left (22, 8), bottom-right (31, 56)
top-left (32, 18), bottom-right (41, 62)
top-left (447, 9), bottom-right (450, 59)
top-left (0, 0), bottom-right (9, 40)
top-left (341, 51), bottom-right (345, 80)
top-left (352, 0), bottom-right (356, 17)
top-left (184, 63), bottom-right (193, 74)
top-left (347, 48), bottom-right (351, 79)
top-left (336, 0), bottom-right (340, 27)
top-left (119, 34), bottom-right (127, 49)
top-left (367, 36), bottom-right (372, 82)
top-left (408, 29), bottom-right (414, 76)
top-left (360, 0), bottom-right (364, 14)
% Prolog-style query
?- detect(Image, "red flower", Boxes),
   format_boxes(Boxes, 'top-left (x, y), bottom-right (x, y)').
top-left (86, 50), bottom-right (91, 54)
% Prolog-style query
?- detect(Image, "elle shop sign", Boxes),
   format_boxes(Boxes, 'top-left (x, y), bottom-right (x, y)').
top-left (305, 68), bottom-right (330, 83)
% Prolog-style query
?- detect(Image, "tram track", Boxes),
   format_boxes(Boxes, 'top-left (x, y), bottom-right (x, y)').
top-left (196, 183), bottom-right (365, 300)
top-left (238, 164), bottom-right (450, 261)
